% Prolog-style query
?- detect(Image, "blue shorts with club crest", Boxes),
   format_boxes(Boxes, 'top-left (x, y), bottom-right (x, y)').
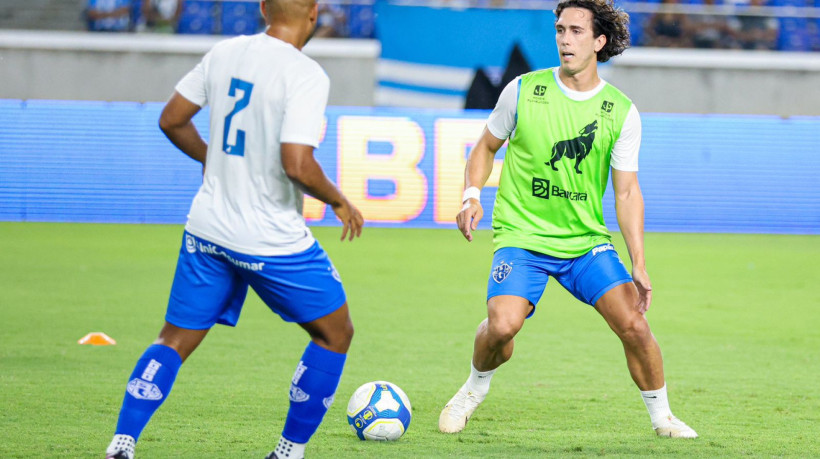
top-left (166, 231), bottom-right (347, 330)
top-left (487, 243), bottom-right (632, 317)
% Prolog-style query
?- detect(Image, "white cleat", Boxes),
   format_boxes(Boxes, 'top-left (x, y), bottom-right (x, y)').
top-left (439, 383), bottom-right (486, 433)
top-left (654, 415), bottom-right (698, 438)
top-left (105, 434), bottom-right (136, 459)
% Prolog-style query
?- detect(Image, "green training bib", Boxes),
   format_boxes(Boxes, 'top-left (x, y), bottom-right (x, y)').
top-left (493, 68), bottom-right (633, 258)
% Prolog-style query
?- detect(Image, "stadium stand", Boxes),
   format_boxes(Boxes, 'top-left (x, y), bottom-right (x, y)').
top-left (0, 0), bottom-right (86, 31)
top-left (347, 4), bottom-right (376, 38)
top-left (774, 0), bottom-right (809, 50)
top-left (177, 0), bottom-right (217, 34)
top-left (0, 0), bottom-right (816, 50)
top-left (220, 1), bottom-right (262, 35)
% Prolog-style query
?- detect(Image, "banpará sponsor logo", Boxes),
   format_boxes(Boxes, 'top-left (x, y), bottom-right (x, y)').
top-left (197, 241), bottom-right (265, 271)
top-left (551, 186), bottom-right (588, 201)
top-left (532, 177), bottom-right (588, 201)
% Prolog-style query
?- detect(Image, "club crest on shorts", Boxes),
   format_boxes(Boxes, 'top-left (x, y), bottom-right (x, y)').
top-left (492, 261), bottom-right (513, 284)
top-left (329, 263), bottom-right (341, 283)
top-left (185, 234), bottom-right (197, 253)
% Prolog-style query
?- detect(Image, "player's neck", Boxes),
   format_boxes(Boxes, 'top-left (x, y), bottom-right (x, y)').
top-left (557, 65), bottom-right (600, 92)
top-left (266, 24), bottom-right (308, 50)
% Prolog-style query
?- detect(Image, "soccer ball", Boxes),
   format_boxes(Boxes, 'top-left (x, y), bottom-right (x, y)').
top-left (346, 381), bottom-right (412, 441)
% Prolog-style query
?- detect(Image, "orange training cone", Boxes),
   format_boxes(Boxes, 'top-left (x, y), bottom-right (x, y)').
top-left (78, 332), bottom-right (117, 346)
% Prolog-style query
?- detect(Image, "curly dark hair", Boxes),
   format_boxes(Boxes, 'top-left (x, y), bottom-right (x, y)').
top-left (554, 0), bottom-right (631, 62)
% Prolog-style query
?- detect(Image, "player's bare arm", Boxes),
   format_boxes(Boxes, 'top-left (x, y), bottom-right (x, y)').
top-left (281, 143), bottom-right (363, 241)
top-left (457, 128), bottom-right (506, 242)
top-left (159, 92), bottom-right (207, 165)
top-left (612, 168), bottom-right (652, 313)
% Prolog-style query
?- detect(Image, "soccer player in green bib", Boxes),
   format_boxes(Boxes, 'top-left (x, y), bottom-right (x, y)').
top-left (439, 0), bottom-right (698, 439)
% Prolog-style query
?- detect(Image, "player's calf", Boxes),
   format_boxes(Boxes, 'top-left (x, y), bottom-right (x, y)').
top-left (269, 342), bottom-right (347, 458)
top-left (105, 344), bottom-right (183, 459)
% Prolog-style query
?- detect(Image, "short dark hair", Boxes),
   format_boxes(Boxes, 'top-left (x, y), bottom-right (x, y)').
top-left (554, 0), bottom-right (631, 62)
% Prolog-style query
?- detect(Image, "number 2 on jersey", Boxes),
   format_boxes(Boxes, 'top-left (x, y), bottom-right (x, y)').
top-left (223, 78), bottom-right (254, 156)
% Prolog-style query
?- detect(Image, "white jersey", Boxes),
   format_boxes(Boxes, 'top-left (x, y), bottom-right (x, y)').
top-left (175, 34), bottom-right (330, 256)
top-left (487, 68), bottom-right (642, 172)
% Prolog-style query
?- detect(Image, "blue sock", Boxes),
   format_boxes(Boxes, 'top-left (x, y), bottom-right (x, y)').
top-left (282, 341), bottom-right (347, 443)
top-left (114, 344), bottom-right (182, 441)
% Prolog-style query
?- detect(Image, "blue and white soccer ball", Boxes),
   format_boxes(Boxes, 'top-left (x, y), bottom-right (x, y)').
top-left (346, 381), bottom-right (412, 441)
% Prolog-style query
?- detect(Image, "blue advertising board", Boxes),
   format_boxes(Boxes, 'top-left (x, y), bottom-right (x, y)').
top-left (1, 100), bottom-right (818, 234)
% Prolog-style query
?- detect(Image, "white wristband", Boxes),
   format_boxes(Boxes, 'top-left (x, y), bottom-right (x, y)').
top-left (462, 186), bottom-right (481, 203)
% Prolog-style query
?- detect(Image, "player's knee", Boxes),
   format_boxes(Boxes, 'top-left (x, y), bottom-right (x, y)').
top-left (154, 324), bottom-right (208, 362)
top-left (486, 319), bottom-right (521, 348)
top-left (340, 319), bottom-right (354, 346)
top-left (615, 316), bottom-right (651, 344)
top-left (317, 319), bottom-right (354, 354)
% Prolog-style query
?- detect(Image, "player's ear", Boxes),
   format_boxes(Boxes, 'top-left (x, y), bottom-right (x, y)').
top-left (259, 1), bottom-right (269, 25)
top-left (594, 34), bottom-right (606, 53)
top-left (309, 1), bottom-right (319, 24)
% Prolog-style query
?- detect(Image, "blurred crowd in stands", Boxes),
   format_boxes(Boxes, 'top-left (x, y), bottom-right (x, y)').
top-left (84, 0), bottom-right (819, 51)
top-left (634, 0), bottom-right (819, 51)
top-left (85, 0), bottom-right (375, 37)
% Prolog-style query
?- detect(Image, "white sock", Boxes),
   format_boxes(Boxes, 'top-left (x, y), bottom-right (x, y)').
top-left (641, 383), bottom-right (673, 428)
top-left (274, 437), bottom-right (305, 459)
top-left (465, 361), bottom-right (495, 396)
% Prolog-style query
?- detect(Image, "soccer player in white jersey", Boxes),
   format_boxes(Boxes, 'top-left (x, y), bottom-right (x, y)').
top-left (104, 1), bottom-right (363, 458)
top-left (438, 0), bottom-right (697, 439)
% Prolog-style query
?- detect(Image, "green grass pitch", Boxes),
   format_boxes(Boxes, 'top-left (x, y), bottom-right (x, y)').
top-left (1, 222), bottom-right (819, 457)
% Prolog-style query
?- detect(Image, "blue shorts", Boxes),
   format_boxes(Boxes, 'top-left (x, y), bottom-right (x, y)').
top-left (486, 244), bottom-right (632, 317)
top-left (166, 232), bottom-right (347, 329)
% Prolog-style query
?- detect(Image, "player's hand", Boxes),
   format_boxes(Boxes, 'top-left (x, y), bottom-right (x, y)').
top-left (332, 198), bottom-right (364, 241)
top-left (632, 267), bottom-right (653, 314)
top-left (456, 199), bottom-right (483, 242)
